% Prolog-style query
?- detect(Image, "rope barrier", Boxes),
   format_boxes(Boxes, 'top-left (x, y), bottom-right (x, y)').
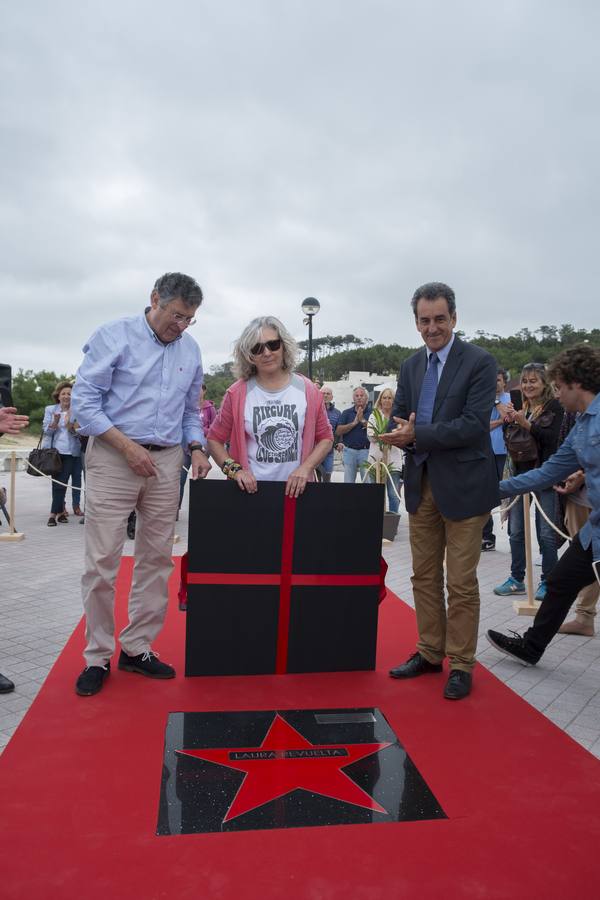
top-left (362, 460), bottom-right (402, 502)
top-left (23, 459), bottom-right (193, 491)
top-left (529, 492), bottom-right (571, 542)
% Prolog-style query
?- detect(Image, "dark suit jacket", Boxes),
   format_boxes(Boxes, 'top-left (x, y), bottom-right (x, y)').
top-left (391, 336), bottom-right (499, 520)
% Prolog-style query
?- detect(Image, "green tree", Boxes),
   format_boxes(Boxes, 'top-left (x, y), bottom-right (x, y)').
top-left (12, 369), bottom-right (75, 433)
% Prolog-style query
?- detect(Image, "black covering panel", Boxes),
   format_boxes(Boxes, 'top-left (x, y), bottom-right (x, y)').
top-left (185, 585), bottom-right (280, 676)
top-left (291, 482), bottom-right (384, 574)
top-left (287, 586), bottom-right (379, 673)
top-left (186, 480), bottom-right (384, 675)
top-left (188, 480), bottom-right (284, 573)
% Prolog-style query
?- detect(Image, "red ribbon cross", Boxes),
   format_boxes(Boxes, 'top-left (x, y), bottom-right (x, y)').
top-left (186, 495), bottom-right (380, 673)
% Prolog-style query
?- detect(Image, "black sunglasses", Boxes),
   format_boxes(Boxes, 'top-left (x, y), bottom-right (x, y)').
top-left (522, 362), bottom-right (546, 371)
top-left (250, 339), bottom-right (282, 356)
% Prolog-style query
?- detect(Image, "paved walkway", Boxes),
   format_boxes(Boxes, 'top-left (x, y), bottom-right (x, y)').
top-left (1, 465), bottom-right (599, 759)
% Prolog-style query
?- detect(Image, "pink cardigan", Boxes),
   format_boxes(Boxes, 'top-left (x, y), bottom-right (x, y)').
top-left (207, 374), bottom-right (333, 476)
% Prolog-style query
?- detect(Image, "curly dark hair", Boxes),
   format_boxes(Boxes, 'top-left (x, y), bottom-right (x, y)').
top-left (547, 344), bottom-right (600, 394)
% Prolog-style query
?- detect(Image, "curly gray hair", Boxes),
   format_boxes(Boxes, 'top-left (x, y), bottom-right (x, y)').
top-left (233, 316), bottom-right (299, 380)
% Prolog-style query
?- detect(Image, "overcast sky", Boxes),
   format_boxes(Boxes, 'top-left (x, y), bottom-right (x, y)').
top-left (1, 0), bottom-right (598, 380)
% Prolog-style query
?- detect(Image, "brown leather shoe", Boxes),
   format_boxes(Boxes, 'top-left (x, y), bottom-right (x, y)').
top-left (559, 618), bottom-right (595, 637)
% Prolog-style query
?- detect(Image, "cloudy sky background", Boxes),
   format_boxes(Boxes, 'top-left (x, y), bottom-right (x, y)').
top-left (1, 0), bottom-right (598, 379)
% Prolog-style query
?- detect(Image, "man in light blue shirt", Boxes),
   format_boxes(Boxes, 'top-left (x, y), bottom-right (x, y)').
top-left (487, 344), bottom-right (600, 665)
top-left (71, 272), bottom-right (211, 696)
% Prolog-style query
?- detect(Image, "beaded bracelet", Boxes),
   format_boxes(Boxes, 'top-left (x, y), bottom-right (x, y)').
top-left (221, 457), bottom-right (242, 479)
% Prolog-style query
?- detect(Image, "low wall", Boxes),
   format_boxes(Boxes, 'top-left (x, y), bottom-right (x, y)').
top-left (0, 450), bottom-right (32, 472)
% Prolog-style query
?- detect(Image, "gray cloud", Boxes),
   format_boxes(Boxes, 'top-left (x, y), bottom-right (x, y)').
top-left (1, 0), bottom-right (598, 378)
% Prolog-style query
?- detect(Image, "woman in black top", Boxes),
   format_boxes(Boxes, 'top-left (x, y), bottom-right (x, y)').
top-left (493, 363), bottom-right (563, 600)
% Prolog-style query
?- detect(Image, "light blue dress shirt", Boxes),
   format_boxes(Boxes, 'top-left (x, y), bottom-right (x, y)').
top-left (71, 312), bottom-right (205, 449)
top-left (430, 333), bottom-right (455, 378)
top-left (499, 393), bottom-right (600, 561)
top-left (490, 391), bottom-right (511, 455)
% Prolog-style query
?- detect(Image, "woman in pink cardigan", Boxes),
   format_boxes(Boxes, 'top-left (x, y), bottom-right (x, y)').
top-left (207, 316), bottom-right (333, 498)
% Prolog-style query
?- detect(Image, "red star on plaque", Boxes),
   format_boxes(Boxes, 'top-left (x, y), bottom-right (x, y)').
top-left (176, 713), bottom-right (392, 822)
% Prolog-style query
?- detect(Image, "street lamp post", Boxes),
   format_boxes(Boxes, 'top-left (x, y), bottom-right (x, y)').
top-left (301, 297), bottom-right (320, 381)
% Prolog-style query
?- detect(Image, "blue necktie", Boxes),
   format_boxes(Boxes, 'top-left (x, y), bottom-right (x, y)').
top-left (413, 352), bottom-right (439, 466)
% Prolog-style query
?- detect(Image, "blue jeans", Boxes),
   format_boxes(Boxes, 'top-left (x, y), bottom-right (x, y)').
top-left (508, 488), bottom-right (558, 583)
top-left (343, 447), bottom-right (369, 483)
top-left (385, 471), bottom-right (402, 514)
top-left (365, 467), bottom-right (402, 513)
top-left (51, 454), bottom-right (82, 514)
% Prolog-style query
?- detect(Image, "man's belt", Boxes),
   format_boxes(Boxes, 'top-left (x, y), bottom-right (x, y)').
top-left (137, 443), bottom-right (176, 452)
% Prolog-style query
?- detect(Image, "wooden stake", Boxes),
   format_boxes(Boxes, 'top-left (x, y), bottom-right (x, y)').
top-left (0, 451), bottom-right (25, 542)
top-left (513, 492), bottom-right (539, 616)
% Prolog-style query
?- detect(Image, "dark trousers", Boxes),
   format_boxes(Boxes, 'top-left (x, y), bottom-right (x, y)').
top-left (524, 535), bottom-right (596, 658)
top-left (482, 453), bottom-right (506, 542)
top-left (50, 454), bottom-right (82, 514)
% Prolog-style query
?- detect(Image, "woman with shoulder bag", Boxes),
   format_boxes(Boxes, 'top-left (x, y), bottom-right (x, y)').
top-left (42, 381), bottom-right (83, 526)
top-left (494, 363), bottom-right (562, 600)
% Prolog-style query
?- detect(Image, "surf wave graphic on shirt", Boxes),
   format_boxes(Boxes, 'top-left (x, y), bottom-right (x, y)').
top-left (252, 404), bottom-right (299, 463)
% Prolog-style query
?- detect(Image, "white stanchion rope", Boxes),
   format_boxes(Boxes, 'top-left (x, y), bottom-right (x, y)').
top-left (23, 460), bottom-right (193, 493)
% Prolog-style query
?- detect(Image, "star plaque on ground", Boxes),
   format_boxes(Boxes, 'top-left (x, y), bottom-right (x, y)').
top-left (157, 708), bottom-right (446, 834)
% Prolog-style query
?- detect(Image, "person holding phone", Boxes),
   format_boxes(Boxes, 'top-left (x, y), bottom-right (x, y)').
top-left (42, 381), bottom-right (83, 526)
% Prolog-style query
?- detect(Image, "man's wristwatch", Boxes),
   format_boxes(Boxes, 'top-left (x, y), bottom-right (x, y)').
top-left (189, 443), bottom-right (204, 453)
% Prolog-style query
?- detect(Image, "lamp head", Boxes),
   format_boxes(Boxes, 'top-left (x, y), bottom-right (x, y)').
top-left (301, 297), bottom-right (320, 316)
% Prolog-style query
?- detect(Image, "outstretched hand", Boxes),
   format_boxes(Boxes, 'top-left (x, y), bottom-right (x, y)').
top-left (380, 412), bottom-right (416, 448)
top-left (0, 407), bottom-right (29, 435)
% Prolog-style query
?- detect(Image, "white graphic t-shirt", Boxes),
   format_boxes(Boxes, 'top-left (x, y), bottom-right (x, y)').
top-left (244, 376), bottom-right (307, 481)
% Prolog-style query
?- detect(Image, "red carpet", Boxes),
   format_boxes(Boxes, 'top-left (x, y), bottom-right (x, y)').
top-left (2, 557), bottom-right (600, 899)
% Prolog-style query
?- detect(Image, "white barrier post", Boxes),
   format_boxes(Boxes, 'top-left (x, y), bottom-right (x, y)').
top-left (0, 451), bottom-right (25, 542)
top-left (513, 492), bottom-right (538, 616)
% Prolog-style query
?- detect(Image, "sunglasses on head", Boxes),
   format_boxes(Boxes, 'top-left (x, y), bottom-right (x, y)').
top-left (250, 339), bottom-right (282, 356)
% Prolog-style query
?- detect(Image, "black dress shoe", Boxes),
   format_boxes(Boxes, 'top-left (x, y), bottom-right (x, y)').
top-left (118, 650), bottom-right (175, 679)
top-left (75, 662), bottom-right (110, 696)
top-left (0, 672), bottom-right (15, 693)
top-left (389, 651), bottom-right (443, 679)
top-left (443, 669), bottom-right (472, 700)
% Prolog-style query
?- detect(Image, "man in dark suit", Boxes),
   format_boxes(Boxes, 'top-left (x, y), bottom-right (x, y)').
top-left (381, 282), bottom-right (498, 700)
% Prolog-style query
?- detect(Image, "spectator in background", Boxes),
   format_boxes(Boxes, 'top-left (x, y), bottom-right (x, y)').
top-left (557, 468), bottom-right (598, 637)
top-left (0, 405), bottom-right (29, 694)
top-left (42, 381), bottom-right (83, 526)
top-left (482, 368), bottom-right (511, 551)
top-left (335, 387), bottom-right (372, 483)
top-left (367, 387), bottom-right (403, 514)
top-left (493, 363), bottom-right (562, 601)
top-left (315, 386), bottom-right (341, 483)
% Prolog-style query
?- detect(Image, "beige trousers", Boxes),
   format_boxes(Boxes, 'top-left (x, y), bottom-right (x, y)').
top-left (408, 475), bottom-right (489, 672)
top-left (81, 437), bottom-right (182, 666)
top-left (564, 500), bottom-right (599, 621)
